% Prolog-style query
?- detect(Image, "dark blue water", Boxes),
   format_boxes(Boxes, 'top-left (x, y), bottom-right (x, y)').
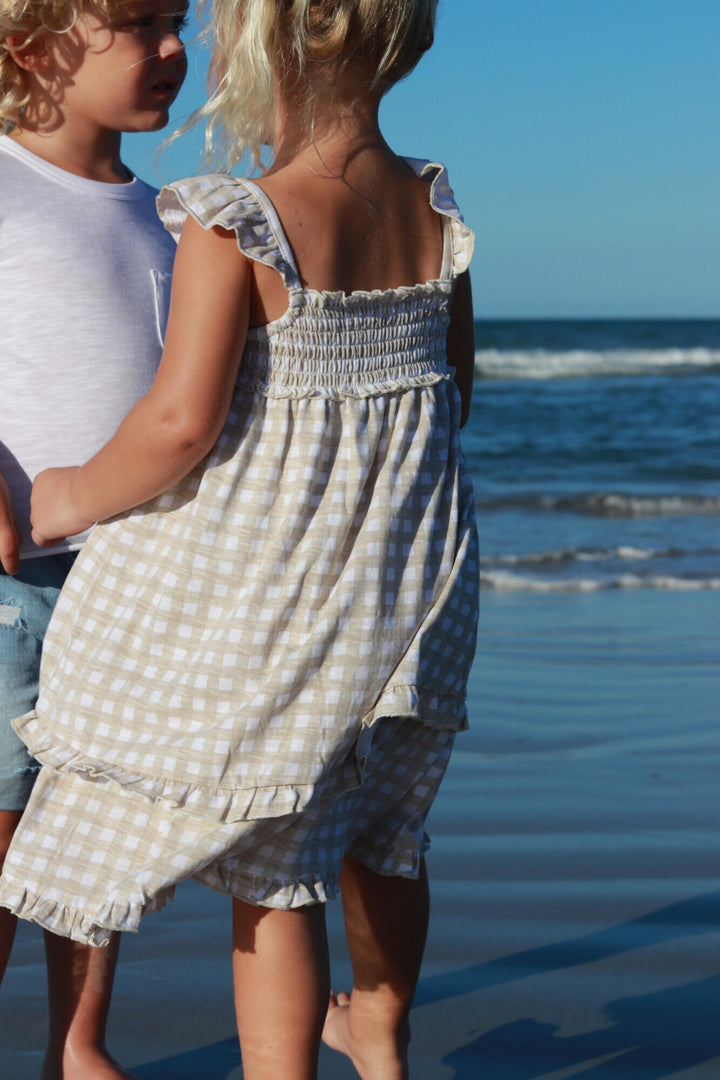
top-left (465, 320), bottom-right (720, 592)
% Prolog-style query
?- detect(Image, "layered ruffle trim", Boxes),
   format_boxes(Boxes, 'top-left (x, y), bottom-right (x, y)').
top-left (13, 710), bottom-right (324, 825)
top-left (0, 845), bottom-right (423, 947)
top-left (12, 683), bottom-right (466, 830)
top-left (297, 277), bottom-right (451, 306)
top-left (198, 842), bottom-right (423, 907)
top-left (0, 869), bottom-right (341, 948)
top-left (0, 877), bottom-right (176, 947)
top-left (417, 159), bottom-right (475, 276)
top-left (158, 174), bottom-right (299, 290)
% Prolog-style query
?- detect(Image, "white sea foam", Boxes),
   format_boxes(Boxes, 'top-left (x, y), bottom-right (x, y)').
top-left (475, 347), bottom-right (720, 380)
top-left (479, 545), bottom-right (675, 569)
top-left (481, 570), bottom-right (720, 593)
top-left (479, 492), bottom-right (720, 518)
top-left (588, 545), bottom-right (655, 561)
top-left (573, 494), bottom-right (720, 518)
top-left (481, 571), bottom-right (605, 593)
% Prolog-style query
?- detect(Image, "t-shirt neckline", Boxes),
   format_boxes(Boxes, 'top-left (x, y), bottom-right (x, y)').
top-left (0, 135), bottom-right (148, 199)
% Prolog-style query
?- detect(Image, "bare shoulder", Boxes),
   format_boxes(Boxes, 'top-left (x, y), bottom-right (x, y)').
top-left (255, 153), bottom-right (434, 225)
top-left (251, 151), bottom-right (443, 293)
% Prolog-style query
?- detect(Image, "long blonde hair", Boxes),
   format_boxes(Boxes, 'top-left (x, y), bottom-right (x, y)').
top-left (192, 0), bottom-right (438, 171)
top-left (0, 0), bottom-right (126, 131)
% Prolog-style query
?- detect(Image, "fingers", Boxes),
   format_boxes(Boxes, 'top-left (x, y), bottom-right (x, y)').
top-left (0, 537), bottom-right (20, 576)
top-left (0, 474), bottom-right (21, 575)
top-left (30, 529), bottom-right (65, 549)
top-left (30, 523), bottom-right (67, 548)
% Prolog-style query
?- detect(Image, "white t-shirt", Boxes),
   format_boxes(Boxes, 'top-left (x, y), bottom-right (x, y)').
top-left (0, 136), bottom-right (176, 558)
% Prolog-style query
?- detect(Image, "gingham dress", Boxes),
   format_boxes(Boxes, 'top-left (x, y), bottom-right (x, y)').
top-left (0, 159), bottom-right (478, 945)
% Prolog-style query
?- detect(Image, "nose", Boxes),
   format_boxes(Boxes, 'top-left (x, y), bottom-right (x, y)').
top-left (158, 30), bottom-right (185, 60)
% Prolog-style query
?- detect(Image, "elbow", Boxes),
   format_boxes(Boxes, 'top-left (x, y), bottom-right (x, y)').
top-left (155, 407), bottom-right (222, 466)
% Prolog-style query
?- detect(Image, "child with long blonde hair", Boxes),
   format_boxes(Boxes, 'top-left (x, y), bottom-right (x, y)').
top-left (0, 2), bottom-right (477, 1077)
top-left (0, 0), bottom-right (186, 1074)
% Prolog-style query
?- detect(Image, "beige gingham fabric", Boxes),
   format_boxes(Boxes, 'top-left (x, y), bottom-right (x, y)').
top-left (0, 718), bottom-right (455, 944)
top-left (0, 160), bottom-right (478, 941)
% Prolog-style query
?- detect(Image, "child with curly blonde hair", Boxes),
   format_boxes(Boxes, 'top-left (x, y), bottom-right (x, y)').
top-left (0, 0), bottom-right (186, 1074)
top-left (1, 2), bottom-right (477, 1077)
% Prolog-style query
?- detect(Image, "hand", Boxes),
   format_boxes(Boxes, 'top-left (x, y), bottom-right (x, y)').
top-left (0, 473), bottom-right (22, 574)
top-left (30, 468), bottom-right (95, 548)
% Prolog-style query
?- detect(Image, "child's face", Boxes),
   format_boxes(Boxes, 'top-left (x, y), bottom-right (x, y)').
top-left (42, 0), bottom-right (189, 134)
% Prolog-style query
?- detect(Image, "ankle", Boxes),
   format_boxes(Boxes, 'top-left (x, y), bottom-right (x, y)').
top-left (347, 986), bottom-right (412, 1045)
top-left (41, 1042), bottom-right (133, 1080)
top-left (322, 989), bottom-right (411, 1080)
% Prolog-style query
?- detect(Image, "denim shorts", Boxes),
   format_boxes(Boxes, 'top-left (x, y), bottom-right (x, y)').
top-left (0, 553), bottom-right (76, 811)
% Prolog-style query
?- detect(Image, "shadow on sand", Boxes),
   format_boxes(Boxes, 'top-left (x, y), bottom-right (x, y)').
top-left (133, 1036), bottom-right (241, 1080)
top-left (132, 891), bottom-right (720, 1079)
top-left (443, 972), bottom-right (720, 1078)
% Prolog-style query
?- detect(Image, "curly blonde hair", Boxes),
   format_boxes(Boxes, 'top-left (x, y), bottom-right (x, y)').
top-left (191, 0), bottom-right (438, 171)
top-left (0, 0), bottom-right (127, 131)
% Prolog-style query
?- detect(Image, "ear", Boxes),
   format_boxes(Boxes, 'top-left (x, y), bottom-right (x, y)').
top-left (5, 31), bottom-right (51, 74)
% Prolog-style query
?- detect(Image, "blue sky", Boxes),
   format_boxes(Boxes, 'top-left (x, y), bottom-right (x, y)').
top-left (124, 1), bottom-right (720, 318)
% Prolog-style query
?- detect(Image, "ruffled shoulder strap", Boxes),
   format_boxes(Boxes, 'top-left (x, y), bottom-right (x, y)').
top-left (157, 174), bottom-right (301, 290)
top-left (404, 158), bottom-right (475, 280)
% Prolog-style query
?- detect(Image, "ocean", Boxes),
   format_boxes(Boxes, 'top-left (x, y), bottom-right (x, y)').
top-left (465, 318), bottom-right (720, 594)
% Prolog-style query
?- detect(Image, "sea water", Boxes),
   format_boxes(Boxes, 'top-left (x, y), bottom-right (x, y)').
top-left (465, 319), bottom-right (720, 593)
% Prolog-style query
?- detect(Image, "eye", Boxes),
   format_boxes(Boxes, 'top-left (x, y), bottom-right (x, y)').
top-left (124, 14), bottom-right (154, 29)
top-left (172, 12), bottom-right (190, 34)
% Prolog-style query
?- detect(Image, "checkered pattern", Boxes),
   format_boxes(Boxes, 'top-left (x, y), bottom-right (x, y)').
top-left (1, 719), bottom-right (454, 944)
top-left (0, 161), bottom-right (478, 942)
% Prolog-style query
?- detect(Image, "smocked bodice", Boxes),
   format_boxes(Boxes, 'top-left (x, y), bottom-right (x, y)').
top-left (240, 284), bottom-right (454, 399)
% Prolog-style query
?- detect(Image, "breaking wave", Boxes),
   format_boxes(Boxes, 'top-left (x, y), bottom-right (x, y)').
top-left (475, 347), bottom-right (720, 380)
top-left (477, 492), bottom-right (720, 518)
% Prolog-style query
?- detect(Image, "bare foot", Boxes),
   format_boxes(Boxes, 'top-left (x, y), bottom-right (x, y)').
top-left (322, 990), bottom-right (409, 1080)
top-left (41, 1046), bottom-right (137, 1080)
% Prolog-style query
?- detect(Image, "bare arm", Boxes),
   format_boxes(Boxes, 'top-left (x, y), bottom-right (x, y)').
top-left (30, 219), bottom-right (251, 547)
top-left (0, 472), bottom-right (21, 574)
top-left (447, 271), bottom-right (475, 428)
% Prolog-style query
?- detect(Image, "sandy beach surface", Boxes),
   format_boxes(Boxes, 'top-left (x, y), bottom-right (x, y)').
top-left (2, 588), bottom-right (719, 1079)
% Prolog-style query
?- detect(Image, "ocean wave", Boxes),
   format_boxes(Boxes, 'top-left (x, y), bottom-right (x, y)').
top-left (475, 347), bottom-right (720, 380)
top-left (481, 570), bottom-right (720, 593)
top-left (478, 492), bottom-right (720, 518)
top-left (478, 544), bottom-right (706, 570)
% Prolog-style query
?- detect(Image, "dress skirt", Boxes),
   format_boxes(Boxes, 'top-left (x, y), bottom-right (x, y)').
top-left (1, 717), bottom-right (454, 945)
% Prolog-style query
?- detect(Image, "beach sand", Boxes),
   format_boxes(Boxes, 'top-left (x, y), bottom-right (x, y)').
top-left (2, 589), bottom-right (720, 1078)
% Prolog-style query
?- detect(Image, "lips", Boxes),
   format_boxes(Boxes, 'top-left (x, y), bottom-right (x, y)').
top-left (150, 77), bottom-right (181, 100)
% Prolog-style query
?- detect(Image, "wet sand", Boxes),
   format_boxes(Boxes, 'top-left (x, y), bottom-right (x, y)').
top-left (2, 589), bottom-right (720, 1078)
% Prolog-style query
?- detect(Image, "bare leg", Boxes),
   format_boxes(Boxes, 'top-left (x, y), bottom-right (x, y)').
top-left (0, 809), bottom-right (23, 985)
top-left (232, 899), bottom-right (330, 1080)
top-left (41, 931), bottom-right (134, 1080)
top-left (322, 856), bottom-right (430, 1080)
top-left (2, 808), bottom-right (130, 1078)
